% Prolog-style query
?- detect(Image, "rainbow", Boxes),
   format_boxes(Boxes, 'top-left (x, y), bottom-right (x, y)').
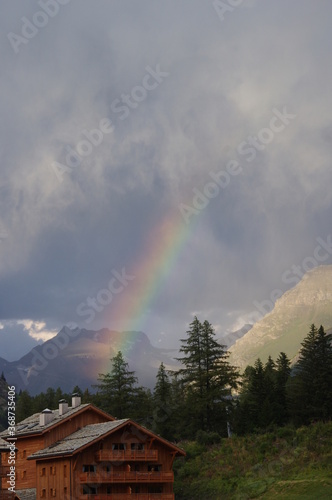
top-left (102, 208), bottom-right (195, 355)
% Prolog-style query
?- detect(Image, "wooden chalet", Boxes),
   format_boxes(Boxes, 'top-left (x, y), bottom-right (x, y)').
top-left (0, 395), bottom-right (185, 500)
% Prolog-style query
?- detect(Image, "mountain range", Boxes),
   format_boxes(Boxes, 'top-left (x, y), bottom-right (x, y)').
top-left (0, 328), bottom-right (180, 395)
top-left (229, 265), bottom-right (332, 371)
top-left (1, 265), bottom-right (331, 394)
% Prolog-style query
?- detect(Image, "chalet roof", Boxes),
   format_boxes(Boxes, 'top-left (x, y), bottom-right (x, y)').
top-left (0, 436), bottom-right (9, 450)
top-left (29, 418), bottom-right (185, 460)
top-left (15, 488), bottom-right (36, 500)
top-left (0, 403), bottom-right (113, 438)
top-left (29, 419), bottom-right (129, 459)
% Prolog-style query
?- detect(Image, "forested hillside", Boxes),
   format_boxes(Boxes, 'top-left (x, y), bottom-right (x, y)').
top-left (9, 320), bottom-right (332, 443)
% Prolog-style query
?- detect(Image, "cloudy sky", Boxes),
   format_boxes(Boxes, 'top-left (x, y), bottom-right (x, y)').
top-left (1, 0), bottom-right (332, 360)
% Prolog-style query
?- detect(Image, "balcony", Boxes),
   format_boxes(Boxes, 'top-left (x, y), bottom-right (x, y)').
top-left (0, 466), bottom-right (10, 477)
top-left (79, 495), bottom-right (174, 500)
top-left (79, 471), bottom-right (174, 484)
top-left (95, 450), bottom-right (158, 462)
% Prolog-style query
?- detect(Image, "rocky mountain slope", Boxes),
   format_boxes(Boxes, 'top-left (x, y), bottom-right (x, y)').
top-left (229, 265), bottom-right (332, 371)
top-left (0, 328), bottom-right (179, 395)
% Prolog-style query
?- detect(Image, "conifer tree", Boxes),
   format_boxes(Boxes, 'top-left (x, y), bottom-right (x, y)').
top-left (154, 362), bottom-right (171, 407)
top-left (177, 317), bottom-right (239, 434)
top-left (16, 390), bottom-right (34, 422)
top-left (288, 324), bottom-right (332, 424)
top-left (236, 355), bottom-right (286, 432)
top-left (152, 363), bottom-right (173, 439)
top-left (94, 350), bottom-right (138, 418)
top-left (274, 352), bottom-right (291, 425)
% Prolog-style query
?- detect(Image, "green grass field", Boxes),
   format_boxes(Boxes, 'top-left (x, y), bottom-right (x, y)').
top-left (174, 421), bottom-right (332, 499)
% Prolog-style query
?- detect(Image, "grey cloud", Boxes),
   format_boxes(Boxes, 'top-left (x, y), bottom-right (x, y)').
top-left (0, 0), bottom-right (332, 359)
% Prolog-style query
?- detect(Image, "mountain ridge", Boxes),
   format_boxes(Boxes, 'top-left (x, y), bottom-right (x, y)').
top-left (0, 328), bottom-right (179, 395)
top-left (229, 265), bottom-right (332, 371)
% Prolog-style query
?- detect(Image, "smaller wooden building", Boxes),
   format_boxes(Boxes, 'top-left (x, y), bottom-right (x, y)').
top-left (29, 418), bottom-right (184, 499)
top-left (0, 396), bottom-right (114, 493)
top-left (1, 396), bottom-right (185, 500)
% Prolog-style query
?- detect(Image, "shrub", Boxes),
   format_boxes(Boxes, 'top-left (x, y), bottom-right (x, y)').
top-left (196, 430), bottom-right (221, 446)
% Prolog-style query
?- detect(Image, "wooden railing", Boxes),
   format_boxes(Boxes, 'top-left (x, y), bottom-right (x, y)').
top-left (95, 449), bottom-right (158, 462)
top-left (79, 495), bottom-right (174, 500)
top-left (79, 471), bottom-right (174, 484)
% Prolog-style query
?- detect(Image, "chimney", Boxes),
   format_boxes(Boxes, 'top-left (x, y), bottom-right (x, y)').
top-left (72, 393), bottom-right (81, 408)
top-left (39, 409), bottom-right (54, 427)
top-left (59, 399), bottom-right (69, 416)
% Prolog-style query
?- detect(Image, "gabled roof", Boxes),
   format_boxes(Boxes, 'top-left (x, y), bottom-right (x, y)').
top-left (0, 436), bottom-right (9, 450)
top-left (15, 488), bottom-right (36, 500)
top-left (29, 420), bottom-right (129, 459)
top-left (0, 404), bottom-right (114, 438)
top-left (29, 418), bottom-right (185, 460)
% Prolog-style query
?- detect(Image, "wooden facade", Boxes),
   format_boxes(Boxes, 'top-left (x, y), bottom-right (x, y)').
top-left (0, 438), bottom-right (15, 500)
top-left (34, 420), bottom-right (184, 499)
top-left (1, 403), bottom-right (114, 492)
top-left (0, 400), bottom-right (184, 500)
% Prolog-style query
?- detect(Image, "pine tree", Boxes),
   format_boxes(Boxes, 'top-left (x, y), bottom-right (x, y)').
top-left (16, 390), bottom-right (34, 422)
top-left (131, 387), bottom-right (153, 426)
top-left (94, 351), bottom-right (138, 418)
top-left (248, 358), bottom-right (267, 428)
top-left (288, 324), bottom-right (332, 424)
top-left (316, 325), bottom-right (332, 418)
top-left (236, 356), bottom-right (282, 432)
top-left (153, 362), bottom-right (173, 439)
top-left (177, 317), bottom-right (239, 434)
top-left (154, 363), bottom-right (171, 402)
top-left (275, 352), bottom-right (291, 425)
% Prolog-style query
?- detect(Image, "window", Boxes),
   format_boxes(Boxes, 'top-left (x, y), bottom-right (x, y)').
top-left (82, 465), bottom-right (97, 473)
top-left (21, 470), bottom-right (26, 479)
top-left (131, 442), bottom-right (144, 450)
top-left (64, 465), bottom-right (67, 478)
top-left (112, 443), bottom-right (126, 450)
top-left (21, 450), bottom-right (27, 458)
top-left (50, 466), bottom-right (56, 475)
top-left (40, 490), bottom-right (46, 498)
top-left (40, 467), bottom-right (46, 477)
top-left (148, 464), bottom-right (161, 471)
top-left (82, 486), bottom-right (97, 495)
top-left (50, 488), bottom-right (56, 497)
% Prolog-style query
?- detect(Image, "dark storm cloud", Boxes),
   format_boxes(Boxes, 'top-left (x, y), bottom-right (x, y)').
top-left (0, 0), bottom-right (332, 356)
